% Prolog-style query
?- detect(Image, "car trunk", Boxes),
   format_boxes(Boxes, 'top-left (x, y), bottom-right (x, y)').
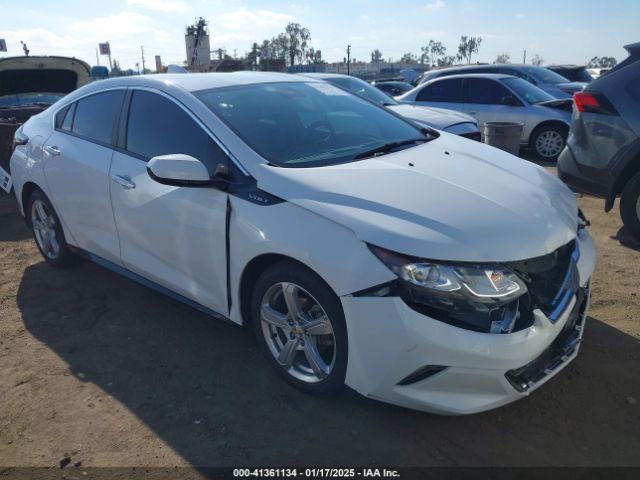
top-left (0, 56), bottom-right (90, 172)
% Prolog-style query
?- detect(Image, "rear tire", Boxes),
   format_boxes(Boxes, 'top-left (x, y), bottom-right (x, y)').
top-left (620, 172), bottom-right (640, 239)
top-left (251, 261), bottom-right (347, 395)
top-left (27, 189), bottom-right (78, 267)
top-left (531, 124), bottom-right (568, 161)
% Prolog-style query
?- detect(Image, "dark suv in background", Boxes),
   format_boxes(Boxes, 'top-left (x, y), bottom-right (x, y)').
top-left (558, 42), bottom-right (640, 237)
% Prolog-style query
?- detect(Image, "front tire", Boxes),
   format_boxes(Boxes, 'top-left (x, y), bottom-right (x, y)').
top-left (531, 124), bottom-right (567, 161)
top-left (620, 172), bottom-right (640, 239)
top-left (27, 189), bottom-right (78, 267)
top-left (251, 262), bottom-right (348, 395)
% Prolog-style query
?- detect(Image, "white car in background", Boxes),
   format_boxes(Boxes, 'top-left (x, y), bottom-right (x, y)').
top-left (301, 73), bottom-right (481, 140)
top-left (397, 73), bottom-right (574, 161)
top-left (10, 72), bottom-right (595, 414)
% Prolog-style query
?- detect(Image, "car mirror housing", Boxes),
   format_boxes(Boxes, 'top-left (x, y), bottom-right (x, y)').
top-left (147, 154), bottom-right (213, 187)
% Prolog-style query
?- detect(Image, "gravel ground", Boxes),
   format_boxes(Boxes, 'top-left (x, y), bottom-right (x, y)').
top-left (0, 167), bottom-right (639, 470)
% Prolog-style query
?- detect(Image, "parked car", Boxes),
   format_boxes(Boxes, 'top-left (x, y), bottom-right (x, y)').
top-left (397, 73), bottom-right (573, 160)
top-left (587, 67), bottom-right (611, 79)
top-left (371, 80), bottom-right (414, 97)
top-left (547, 65), bottom-right (594, 83)
top-left (0, 56), bottom-right (90, 173)
top-left (558, 42), bottom-right (640, 237)
top-left (10, 72), bottom-right (595, 415)
top-left (301, 73), bottom-right (481, 140)
top-left (418, 64), bottom-right (586, 99)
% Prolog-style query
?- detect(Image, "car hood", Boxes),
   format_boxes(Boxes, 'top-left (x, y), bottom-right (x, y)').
top-left (387, 104), bottom-right (476, 130)
top-left (256, 133), bottom-right (578, 262)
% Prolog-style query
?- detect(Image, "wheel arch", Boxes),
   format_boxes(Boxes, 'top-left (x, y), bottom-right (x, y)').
top-left (20, 181), bottom-right (41, 225)
top-left (238, 253), bottom-right (337, 328)
top-left (606, 150), bottom-right (640, 211)
top-left (528, 120), bottom-right (569, 148)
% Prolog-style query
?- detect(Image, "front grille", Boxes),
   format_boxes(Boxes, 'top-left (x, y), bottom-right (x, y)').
top-left (509, 241), bottom-right (579, 320)
top-left (505, 284), bottom-right (589, 392)
top-left (460, 131), bottom-right (482, 142)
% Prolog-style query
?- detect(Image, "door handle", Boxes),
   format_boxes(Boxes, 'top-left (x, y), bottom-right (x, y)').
top-left (111, 174), bottom-right (136, 190)
top-left (43, 145), bottom-right (61, 156)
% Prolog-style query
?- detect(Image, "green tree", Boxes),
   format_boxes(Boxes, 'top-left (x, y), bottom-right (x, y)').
top-left (421, 40), bottom-right (446, 66)
top-left (399, 52), bottom-right (418, 64)
top-left (285, 22), bottom-right (311, 67)
top-left (587, 56), bottom-right (617, 68)
top-left (494, 52), bottom-right (510, 64)
top-left (371, 49), bottom-right (383, 63)
top-left (438, 55), bottom-right (456, 67)
top-left (531, 54), bottom-right (544, 66)
top-left (456, 35), bottom-right (482, 64)
top-left (110, 59), bottom-right (122, 76)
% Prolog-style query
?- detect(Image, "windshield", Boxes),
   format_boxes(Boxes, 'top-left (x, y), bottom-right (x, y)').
top-left (522, 66), bottom-right (571, 85)
top-left (0, 92), bottom-right (65, 108)
top-left (501, 77), bottom-right (555, 104)
top-left (324, 76), bottom-right (398, 106)
top-left (196, 82), bottom-right (428, 167)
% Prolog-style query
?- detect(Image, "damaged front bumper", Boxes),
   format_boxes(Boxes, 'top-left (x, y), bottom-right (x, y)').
top-left (341, 230), bottom-right (596, 415)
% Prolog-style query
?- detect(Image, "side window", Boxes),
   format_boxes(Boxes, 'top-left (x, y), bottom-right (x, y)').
top-left (417, 78), bottom-right (463, 103)
top-left (61, 103), bottom-right (76, 132)
top-left (125, 90), bottom-right (228, 175)
top-left (55, 106), bottom-right (69, 129)
top-left (72, 90), bottom-right (124, 145)
top-left (467, 79), bottom-right (511, 104)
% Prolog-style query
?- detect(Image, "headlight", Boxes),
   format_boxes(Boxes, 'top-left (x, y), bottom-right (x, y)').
top-left (369, 245), bottom-right (528, 333)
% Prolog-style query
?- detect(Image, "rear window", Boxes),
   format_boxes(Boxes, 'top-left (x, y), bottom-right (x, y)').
top-left (417, 78), bottom-right (463, 103)
top-left (72, 90), bottom-right (124, 145)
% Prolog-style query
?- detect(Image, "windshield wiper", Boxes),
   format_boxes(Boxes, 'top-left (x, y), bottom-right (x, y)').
top-left (354, 138), bottom-right (428, 159)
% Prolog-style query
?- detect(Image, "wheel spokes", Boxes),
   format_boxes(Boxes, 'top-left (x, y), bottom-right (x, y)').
top-left (260, 304), bottom-right (291, 330)
top-left (303, 339), bottom-right (329, 379)
top-left (304, 317), bottom-right (333, 336)
top-left (282, 283), bottom-right (305, 322)
top-left (277, 337), bottom-right (300, 368)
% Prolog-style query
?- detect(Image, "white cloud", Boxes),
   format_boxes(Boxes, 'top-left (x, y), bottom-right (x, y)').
top-left (424, 0), bottom-right (445, 10)
top-left (72, 11), bottom-right (168, 37)
top-left (216, 9), bottom-right (294, 31)
top-left (360, 15), bottom-right (370, 21)
top-left (127, 0), bottom-right (189, 12)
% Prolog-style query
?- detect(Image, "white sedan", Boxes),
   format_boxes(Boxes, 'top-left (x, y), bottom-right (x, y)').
top-left (10, 72), bottom-right (595, 414)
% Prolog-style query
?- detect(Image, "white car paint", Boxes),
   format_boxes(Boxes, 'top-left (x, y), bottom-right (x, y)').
top-left (10, 72), bottom-right (596, 414)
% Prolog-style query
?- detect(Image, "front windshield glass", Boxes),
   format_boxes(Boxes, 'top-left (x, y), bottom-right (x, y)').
top-left (501, 77), bottom-right (555, 104)
top-left (325, 76), bottom-right (398, 106)
top-left (196, 82), bottom-right (427, 167)
top-left (522, 66), bottom-right (571, 85)
top-left (0, 92), bottom-right (65, 108)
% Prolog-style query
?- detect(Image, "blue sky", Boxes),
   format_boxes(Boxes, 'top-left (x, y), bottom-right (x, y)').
top-left (0, 0), bottom-right (637, 69)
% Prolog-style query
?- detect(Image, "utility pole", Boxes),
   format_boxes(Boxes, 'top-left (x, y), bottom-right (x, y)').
top-left (95, 48), bottom-right (99, 66)
top-left (141, 46), bottom-right (146, 74)
top-left (346, 44), bottom-right (351, 76)
top-left (523, 49), bottom-right (526, 64)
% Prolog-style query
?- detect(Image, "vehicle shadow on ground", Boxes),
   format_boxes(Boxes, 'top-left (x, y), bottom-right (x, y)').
top-left (611, 226), bottom-right (640, 252)
top-left (0, 192), bottom-right (31, 242)
top-left (17, 260), bottom-right (640, 468)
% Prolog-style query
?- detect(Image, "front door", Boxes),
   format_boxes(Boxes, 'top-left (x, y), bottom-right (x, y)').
top-left (109, 89), bottom-right (229, 314)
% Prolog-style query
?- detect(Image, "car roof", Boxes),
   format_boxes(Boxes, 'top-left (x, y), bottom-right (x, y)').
top-left (299, 73), bottom-right (351, 80)
top-left (83, 71), bottom-right (316, 93)
top-left (548, 65), bottom-right (586, 69)
top-left (425, 73), bottom-right (513, 81)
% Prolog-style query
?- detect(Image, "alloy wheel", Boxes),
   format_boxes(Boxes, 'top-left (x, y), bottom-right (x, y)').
top-left (31, 199), bottom-right (60, 259)
top-left (535, 130), bottom-right (564, 159)
top-left (260, 282), bottom-right (336, 383)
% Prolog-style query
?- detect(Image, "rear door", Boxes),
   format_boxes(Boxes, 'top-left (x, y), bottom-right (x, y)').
top-left (413, 77), bottom-right (465, 113)
top-left (43, 89), bottom-right (125, 263)
top-left (109, 89), bottom-right (230, 314)
top-left (464, 78), bottom-right (525, 140)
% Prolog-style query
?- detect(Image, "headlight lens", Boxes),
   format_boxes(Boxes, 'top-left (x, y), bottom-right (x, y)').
top-left (369, 245), bottom-right (528, 333)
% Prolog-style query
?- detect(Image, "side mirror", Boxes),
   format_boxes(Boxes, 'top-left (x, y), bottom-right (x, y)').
top-left (501, 95), bottom-right (521, 106)
top-left (147, 154), bottom-right (212, 187)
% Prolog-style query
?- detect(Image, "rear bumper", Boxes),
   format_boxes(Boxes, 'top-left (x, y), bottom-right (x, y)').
top-left (557, 146), bottom-right (611, 197)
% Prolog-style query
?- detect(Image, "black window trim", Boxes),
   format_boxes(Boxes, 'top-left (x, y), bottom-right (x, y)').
top-left (118, 86), bottom-right (249, 176)
top-left (52, 87), bottom-right (128, 149)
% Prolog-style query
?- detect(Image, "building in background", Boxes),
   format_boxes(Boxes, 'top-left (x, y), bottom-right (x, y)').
top-left (185, 17), bottom-right (211, 71)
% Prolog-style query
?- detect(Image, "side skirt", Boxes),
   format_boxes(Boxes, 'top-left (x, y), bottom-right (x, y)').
top-left (69, 247), bottom-right (233, 324)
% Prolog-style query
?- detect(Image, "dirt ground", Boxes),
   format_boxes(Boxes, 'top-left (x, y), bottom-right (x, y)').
top-left (0, 166), bottom-right (639, 470)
